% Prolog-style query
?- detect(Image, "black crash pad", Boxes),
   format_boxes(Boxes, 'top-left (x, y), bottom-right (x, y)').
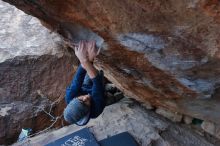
top-left (99, 132), bottom-right (139, 146)
top-left (45, 128), bottom-right (99, 146)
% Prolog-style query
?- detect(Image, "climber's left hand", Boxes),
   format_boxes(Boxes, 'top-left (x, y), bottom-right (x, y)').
top-left (75, 41), bottom-right (88, 63)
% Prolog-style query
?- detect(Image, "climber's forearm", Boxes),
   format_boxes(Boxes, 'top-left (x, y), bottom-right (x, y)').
top-left (81, 61), bottom-right (98, 79)
top-left (64, 64), bottom-right (86, 104)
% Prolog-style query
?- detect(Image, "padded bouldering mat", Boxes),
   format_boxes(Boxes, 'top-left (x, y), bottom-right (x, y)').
top-left (99, 132), bottom-right (138, 146)
top-left (45, 128), bottom-right (99, 146)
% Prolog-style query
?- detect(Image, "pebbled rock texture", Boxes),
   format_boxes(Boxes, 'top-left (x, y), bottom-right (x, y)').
top-left (2, 0), bottom-right (220, 126)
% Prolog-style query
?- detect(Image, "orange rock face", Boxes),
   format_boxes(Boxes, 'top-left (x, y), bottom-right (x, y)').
top-left (3, 0), bottom-right (220, 124)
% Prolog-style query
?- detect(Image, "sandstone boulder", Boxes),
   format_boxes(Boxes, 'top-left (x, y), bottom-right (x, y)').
top-left (2, 0), bottom-right (220, 125)
top-left (0, 1), bottom-right (77, 144)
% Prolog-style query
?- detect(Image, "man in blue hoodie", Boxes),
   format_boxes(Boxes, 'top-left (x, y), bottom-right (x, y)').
top-left (64, 41), bottom-right (105, 126)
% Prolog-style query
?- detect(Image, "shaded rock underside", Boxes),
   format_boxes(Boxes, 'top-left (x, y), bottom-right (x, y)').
top-left (2, 0), bottom-right (220, 124)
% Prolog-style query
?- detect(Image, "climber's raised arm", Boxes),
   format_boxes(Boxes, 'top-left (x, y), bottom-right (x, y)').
top-left (64, 40), bottom-right (105, 125)
top-left (64, 64), bottom-right (86, 104)
top-left (65, 41), bottom-right (89, 104)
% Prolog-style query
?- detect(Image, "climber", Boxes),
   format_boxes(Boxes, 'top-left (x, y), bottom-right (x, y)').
top-left (63, 41), bottom-right (105, 126)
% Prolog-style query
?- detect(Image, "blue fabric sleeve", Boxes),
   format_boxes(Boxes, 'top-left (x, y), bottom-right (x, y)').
top-left (65, 64), bottom-right (86, 104)
top-left (90, 71), bottom-right (105, 118)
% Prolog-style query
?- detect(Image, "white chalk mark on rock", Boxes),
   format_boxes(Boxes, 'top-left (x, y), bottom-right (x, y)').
top-left (0, 106), bottom-right (12, 116)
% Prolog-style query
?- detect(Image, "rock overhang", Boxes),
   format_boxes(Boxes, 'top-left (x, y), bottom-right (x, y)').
top-left (2, 0), bottom-right (220, 125)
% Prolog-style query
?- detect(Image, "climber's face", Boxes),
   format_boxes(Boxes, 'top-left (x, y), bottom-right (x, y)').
top-left (77, 94), bottom-right (91, 107)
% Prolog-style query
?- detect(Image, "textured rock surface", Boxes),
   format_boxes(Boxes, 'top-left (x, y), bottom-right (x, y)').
top-left (0, 55), bottom-right (76, 144)
top-left (0, 1), bottom-right (63, 63)
top-left (3, 0), bottom-right (220, 125)
top-left (0, 1), bottom-right (78, 144)
top-left (183, 115), bottom-right (193, 124)
top-left (202, 121), bottom-right (220, 139)
top-left (14, 98), bottom-right (217, 146)
top-left (156, 107), bottom-right (183, 122)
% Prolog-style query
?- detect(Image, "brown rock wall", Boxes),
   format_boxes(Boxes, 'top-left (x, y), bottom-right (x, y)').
top-left (0, 54), bottom-right (77, 144)
top-left (2, 0), bottom-right (220, 132)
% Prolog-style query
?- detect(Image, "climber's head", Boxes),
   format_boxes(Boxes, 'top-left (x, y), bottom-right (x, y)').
top-left (64, 94), bottom-right (91, 126)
